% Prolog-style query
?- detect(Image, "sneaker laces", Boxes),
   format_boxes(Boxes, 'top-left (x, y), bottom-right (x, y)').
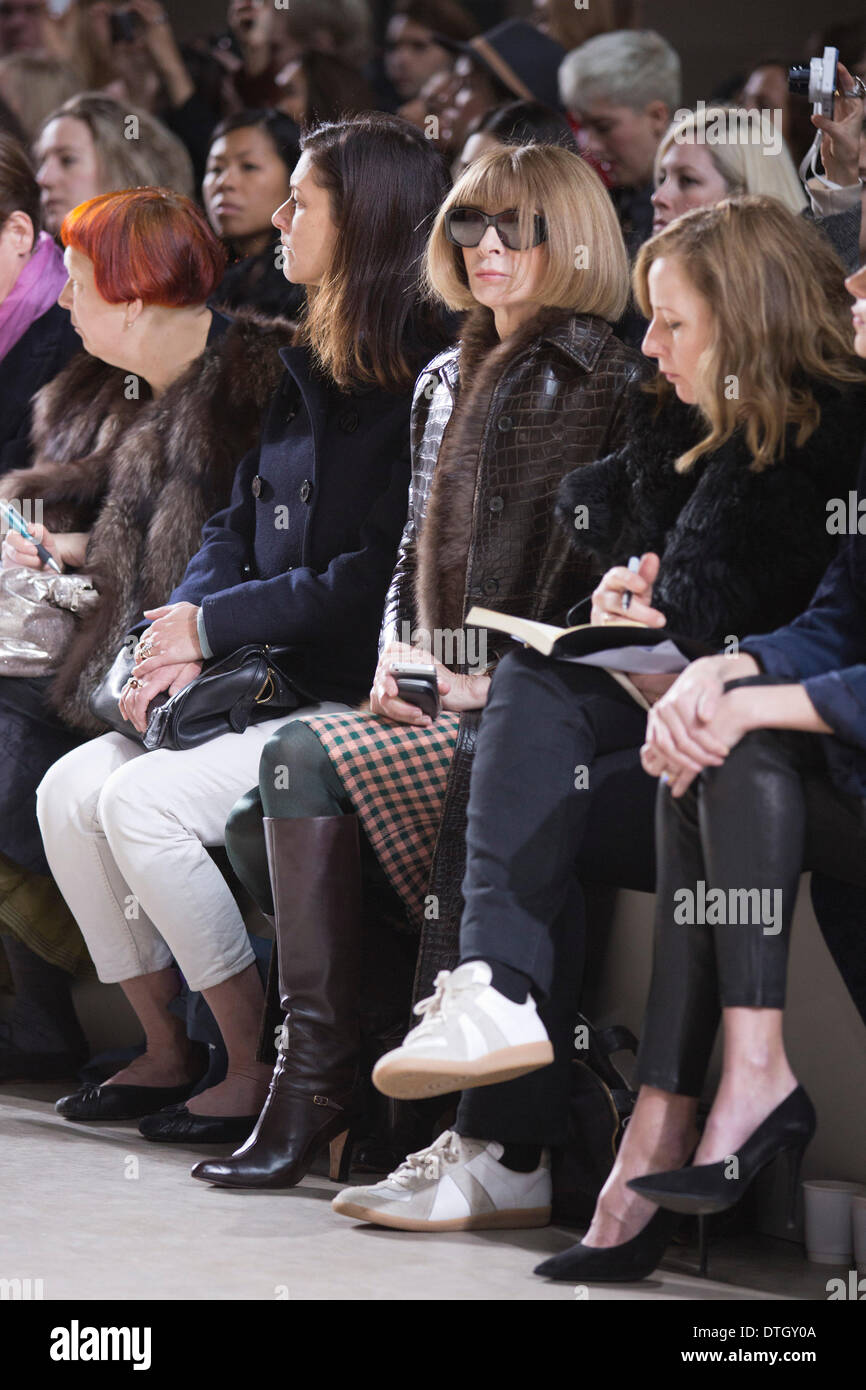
top-left (388, 1130), bottom-right (462, 1188)
top-left (410, 969), bottom-right (480, 1036)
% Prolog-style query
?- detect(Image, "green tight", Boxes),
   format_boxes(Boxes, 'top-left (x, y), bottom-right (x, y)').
top-left (225, 722), bottom-right (356, 916)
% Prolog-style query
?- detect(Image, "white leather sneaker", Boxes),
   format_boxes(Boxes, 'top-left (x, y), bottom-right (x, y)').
top-left (372, 960), bottom-right (553, 1100)
top-left (332, 1130), bottom-right (551, 1231)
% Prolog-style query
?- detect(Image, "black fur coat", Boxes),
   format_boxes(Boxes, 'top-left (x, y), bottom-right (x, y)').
top-left (556, 380), bottom-right (866, 647)
top-left (2, 308), bottom-right (295, 732)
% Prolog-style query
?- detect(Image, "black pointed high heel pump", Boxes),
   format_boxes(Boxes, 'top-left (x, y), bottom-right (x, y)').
top-left (534, 1206), bottom-right (680, 1283)
top-left (629, 1086), bottom-right (816, 1277)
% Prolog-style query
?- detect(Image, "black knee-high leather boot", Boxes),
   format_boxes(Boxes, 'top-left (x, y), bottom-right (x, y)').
top-left (191, 814), bottom-right (364, 1189)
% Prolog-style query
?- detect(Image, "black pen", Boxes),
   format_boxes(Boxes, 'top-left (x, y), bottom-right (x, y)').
top-left (0, 500), bottom-right (63, 574)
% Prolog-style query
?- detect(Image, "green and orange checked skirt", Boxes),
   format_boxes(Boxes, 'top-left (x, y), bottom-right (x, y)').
top-left (293, 709), bottom-right (462, 927)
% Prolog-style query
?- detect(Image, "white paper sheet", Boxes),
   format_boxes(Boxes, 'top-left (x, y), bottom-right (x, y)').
top-left (544, 638), bottom-right (691, 674)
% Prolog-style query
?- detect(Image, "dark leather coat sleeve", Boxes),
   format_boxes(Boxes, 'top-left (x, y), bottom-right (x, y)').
top-left (379, 362), bottom-right (449, 651)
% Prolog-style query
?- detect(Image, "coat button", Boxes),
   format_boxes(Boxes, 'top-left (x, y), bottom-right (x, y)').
top-left (481, 577), bottom-right (499, 596)
top-left (299, 479), bottom-right (313, 503)
top-left (497, 415), bottom-right (514, 432)
top-left (339, 409), bottom-right (359, 433)
top-left (489, 495), bottom-right (504, 512)
top-left (251, 475), bottom-right (263, 498)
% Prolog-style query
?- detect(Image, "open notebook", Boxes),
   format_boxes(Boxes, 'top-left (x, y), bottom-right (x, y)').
top-left (466, 607), bottom-right (713, 709)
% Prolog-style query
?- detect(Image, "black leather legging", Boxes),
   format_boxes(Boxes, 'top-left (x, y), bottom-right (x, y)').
top-left (637, 728), bottom-right (866, 1097)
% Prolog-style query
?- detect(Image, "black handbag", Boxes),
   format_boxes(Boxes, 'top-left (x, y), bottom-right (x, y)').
top-left (89, 641), bottom-right (312, 751)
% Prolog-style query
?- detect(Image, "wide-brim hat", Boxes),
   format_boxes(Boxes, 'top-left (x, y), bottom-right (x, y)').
top-left (434, 19), bottom-right (566, 111)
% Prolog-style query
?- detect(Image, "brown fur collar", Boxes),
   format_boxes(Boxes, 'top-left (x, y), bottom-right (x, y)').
top-left (415, 304), bottom-right (610, 637)
top-left (3, 308), bottom-right (296, 731)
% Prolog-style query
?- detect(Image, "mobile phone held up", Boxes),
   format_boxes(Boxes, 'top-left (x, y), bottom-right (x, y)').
top-left (390, 662), bottom-right (441, 720)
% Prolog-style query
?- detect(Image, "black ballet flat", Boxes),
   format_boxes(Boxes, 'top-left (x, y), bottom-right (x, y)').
top-left (138, 1104), bottom-right (259, 1145)
top-left (534, 1207), bottom-right (677, 1283)
top-left (55, 1080), bottom-right (199, 1122)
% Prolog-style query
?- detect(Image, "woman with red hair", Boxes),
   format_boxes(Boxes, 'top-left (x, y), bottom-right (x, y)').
top-left (0, 185), bottom-right (296, 1083)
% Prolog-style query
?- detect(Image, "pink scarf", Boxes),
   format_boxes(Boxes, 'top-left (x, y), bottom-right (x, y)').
top-left (0, 233), bottom-right (69, 363)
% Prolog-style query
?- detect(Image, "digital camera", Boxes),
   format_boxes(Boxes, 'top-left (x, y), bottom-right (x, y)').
top-left (788, 46), bottom-right (840, 119)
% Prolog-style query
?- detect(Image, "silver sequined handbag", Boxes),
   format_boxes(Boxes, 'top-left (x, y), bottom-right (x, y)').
top-left (0, 565), bottom-right (99, 677)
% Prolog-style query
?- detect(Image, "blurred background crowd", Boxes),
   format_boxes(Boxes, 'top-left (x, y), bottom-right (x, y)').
top-left (0, 0), bottom-right (863, 335)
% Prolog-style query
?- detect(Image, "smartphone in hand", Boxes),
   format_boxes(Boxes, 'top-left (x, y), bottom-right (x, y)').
top-left (389, 662), bottom-right (440, 720)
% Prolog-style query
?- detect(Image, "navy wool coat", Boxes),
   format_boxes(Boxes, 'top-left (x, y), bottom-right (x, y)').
top-left (168, 343), bottom-right (415, 707)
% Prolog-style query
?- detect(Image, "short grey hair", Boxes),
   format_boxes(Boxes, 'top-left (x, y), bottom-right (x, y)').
top-left (559, 29), bottom-right (682, 116)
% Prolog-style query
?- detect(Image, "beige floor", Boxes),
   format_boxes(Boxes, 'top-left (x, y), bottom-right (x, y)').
top-left (0, 1082), bottom-right (848, 1302)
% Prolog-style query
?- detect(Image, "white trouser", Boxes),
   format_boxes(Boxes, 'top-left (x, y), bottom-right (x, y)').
top-left (36, 703), bottom-right (349, 992)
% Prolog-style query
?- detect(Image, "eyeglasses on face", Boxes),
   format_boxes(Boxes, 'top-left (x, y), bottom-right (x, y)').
top-left (444, 206), bottom-right (547, 251)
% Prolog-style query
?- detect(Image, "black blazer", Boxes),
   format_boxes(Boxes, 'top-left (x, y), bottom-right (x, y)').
top-left (0, 302), bottom-right (81, 475)
top-left (169, 343), bottom-right (414, 706)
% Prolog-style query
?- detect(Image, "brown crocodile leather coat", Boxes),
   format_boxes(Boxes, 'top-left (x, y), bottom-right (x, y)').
top-left (378, 303), bottom-right (647, 1001)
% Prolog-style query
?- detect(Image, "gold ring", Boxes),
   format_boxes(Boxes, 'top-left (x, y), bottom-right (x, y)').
top-left (128, 677), bottom-right (142, 690)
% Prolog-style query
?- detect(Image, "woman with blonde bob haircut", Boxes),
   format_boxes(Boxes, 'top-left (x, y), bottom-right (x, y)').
top-left (197, 141), bottom-right (646, 1197)
top-left (652, 104), bottom-right (862, 271)
top-left (426, 141), bottom-right (629, 322)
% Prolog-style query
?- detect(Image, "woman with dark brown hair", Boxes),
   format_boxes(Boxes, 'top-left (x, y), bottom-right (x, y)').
top-left (202, 108), bottom-right (306, 320)
top-left (39, 115), bottom-right (455, 1138)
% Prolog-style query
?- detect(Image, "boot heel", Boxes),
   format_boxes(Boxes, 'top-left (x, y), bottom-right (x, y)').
top-left (329, 1129), bottom-right (353, 1183)
top-left (783, 1143), bottom-right (807, 1230)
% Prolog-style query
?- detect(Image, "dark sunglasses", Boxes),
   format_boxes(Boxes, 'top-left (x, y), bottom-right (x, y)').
top-left (444, 207), bottom-right (547, 251)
